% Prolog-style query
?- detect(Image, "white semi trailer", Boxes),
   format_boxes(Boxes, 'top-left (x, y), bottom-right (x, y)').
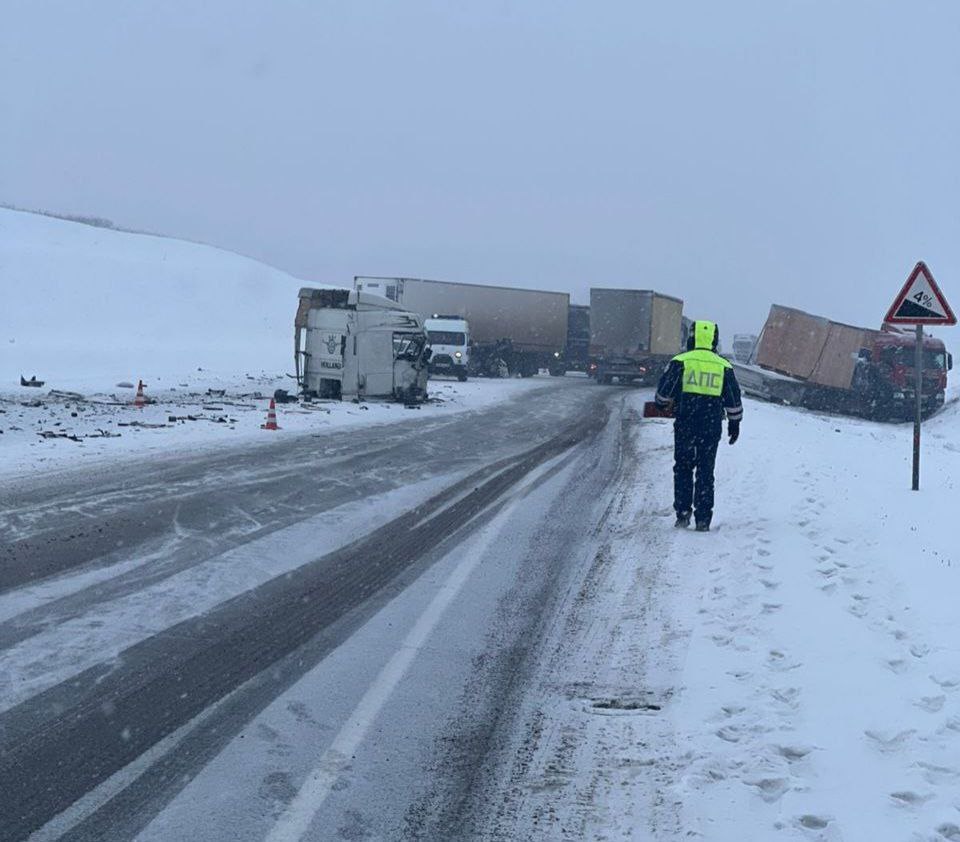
top-left (354, 276), bottom-right (568, 377)
top-left (295, 288), bottom-right (430, 402)
top-left (589, 289), bottom-right (685, 385)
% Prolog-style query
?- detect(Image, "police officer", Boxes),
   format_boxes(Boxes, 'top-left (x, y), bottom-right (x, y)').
top-left (655, 320), bottom-right (743, 531)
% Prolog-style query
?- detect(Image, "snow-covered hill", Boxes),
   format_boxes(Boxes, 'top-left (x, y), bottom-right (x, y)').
top-left (0, 208), bottom-right (328, 391)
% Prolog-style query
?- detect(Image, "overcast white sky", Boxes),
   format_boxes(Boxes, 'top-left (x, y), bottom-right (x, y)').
top-left (2, 1), bottom-right (958, 336)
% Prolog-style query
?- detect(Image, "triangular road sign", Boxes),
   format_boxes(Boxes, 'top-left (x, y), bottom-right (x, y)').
top-left (885, 261), bottom-right (956, 325)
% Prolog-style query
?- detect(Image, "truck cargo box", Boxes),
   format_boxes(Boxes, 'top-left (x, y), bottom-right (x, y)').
top-left (354, 276), bottom-right (568, 353)
top-left (589, 289), bottom-right (683, 357)
top-left (756, 304), bottom-right (877, 391)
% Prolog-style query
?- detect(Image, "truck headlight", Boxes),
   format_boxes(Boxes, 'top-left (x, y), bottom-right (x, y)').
top-left (554, 351), bottom-right (560, 358)
top-left (455, 351), bottom-right (462, 359)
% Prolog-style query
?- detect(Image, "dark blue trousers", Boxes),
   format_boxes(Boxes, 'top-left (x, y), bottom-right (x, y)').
top-left (673, 423), bottom-right (721, 522)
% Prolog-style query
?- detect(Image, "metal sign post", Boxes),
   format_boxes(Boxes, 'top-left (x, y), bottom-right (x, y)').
top-left (913, 323), bottom-right (922, 490)
top-left (884, 261), bottom-right (956, 491)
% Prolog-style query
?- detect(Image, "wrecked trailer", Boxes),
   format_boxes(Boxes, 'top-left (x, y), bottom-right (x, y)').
top-left (736, 304), bottom-right (952, 420)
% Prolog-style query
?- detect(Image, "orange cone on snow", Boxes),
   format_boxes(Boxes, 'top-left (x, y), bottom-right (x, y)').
top-left (261, 398), bottom-right (280, 430)
top-left (134, 379), bottom-right (146, 409)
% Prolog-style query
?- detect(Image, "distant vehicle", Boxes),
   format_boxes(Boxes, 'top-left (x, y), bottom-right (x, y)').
top-left (550, 304), bottom-right (590, 376)
top-left (736, 304), bottom-right (952, 420)
top-left (589, 289), bottom-right (685, 385)
top-left (354, 276), bottom-right (568, 377)
top-left (295, 287), bottom-right (430, 402)
top-left (732, 333), bottom-right (758, 364)
top-left (425, 315), bottom-right (469, 381)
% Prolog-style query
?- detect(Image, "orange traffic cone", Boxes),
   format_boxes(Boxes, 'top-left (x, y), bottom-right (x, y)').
top-left (261, 398), bottom-right (280, 430)
top-left (134, 379), bottom-right (146, 409)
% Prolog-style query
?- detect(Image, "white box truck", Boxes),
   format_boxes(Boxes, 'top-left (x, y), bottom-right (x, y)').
top-left (589, 289), bottom-right (685, 385)
top-left (354, 276), bottom-right (568, 377)
top-left (295, 288), bottom-right (430, 402)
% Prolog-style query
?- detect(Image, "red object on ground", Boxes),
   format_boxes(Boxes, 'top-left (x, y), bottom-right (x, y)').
top-left (643, 401), bottom-right (673, 418)
top-left (262, 398), bottom-right (280, 430)
top-left (134, 380), bottom-right (146, 409)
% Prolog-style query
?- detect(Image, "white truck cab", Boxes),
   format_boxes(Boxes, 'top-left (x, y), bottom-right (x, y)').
top-left (424, 315), bottom-right (470, 382)
top-left (295, 288), bottom-right (430, 402)
top-left (732, 333), bottom-right (758, 364)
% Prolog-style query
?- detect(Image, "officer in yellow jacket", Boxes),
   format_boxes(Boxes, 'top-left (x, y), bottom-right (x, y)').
top-left (655, 320), bottom-right (743, 531)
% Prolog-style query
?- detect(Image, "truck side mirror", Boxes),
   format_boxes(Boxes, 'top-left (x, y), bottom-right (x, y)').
top-left (948, 353), bottom-right (953, 371)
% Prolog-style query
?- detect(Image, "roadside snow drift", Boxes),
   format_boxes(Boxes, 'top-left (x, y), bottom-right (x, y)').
top-left (0, 208), bottom-right (330, 391)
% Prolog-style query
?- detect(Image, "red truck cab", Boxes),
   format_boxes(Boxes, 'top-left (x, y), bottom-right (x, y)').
top-left (862, 332), bottom-right (952, 417)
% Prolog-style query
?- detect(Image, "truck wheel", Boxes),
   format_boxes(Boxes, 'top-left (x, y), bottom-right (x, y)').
top-left (457, 372), bottom-right (468, 382)
top-left (549, 367), bottom-right (565, 377)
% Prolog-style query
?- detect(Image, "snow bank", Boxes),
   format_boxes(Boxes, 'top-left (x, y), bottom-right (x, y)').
top-left (0, 208), bottom-right (331, 392)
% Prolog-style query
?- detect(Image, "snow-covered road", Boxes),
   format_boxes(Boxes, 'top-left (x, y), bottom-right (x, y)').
top-left (1, 376), bottom-right (614, 840)
top-left (5, 381), bottom-right (960, 842)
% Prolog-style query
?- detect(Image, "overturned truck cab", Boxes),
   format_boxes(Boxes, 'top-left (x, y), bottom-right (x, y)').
top-left (295, 288), bottom-right (431, 403)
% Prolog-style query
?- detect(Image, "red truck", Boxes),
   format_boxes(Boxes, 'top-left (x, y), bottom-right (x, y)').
top-left (734, 304), bottom-right (952, 420)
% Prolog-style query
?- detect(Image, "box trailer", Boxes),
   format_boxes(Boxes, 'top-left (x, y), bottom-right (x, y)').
top-left (589, 289), bottom-right (685, 385)
top-left (354, 276), bottom-right (568, 377)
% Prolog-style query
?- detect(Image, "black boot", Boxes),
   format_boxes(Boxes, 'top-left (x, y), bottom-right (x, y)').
top-left (675, 511), bottom-right (692, 529)
top-left (695, 519), bottom-right (711, 532)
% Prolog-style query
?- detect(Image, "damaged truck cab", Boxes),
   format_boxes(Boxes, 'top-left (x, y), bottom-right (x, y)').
top-left (295, 288), bottom-right (431, 403)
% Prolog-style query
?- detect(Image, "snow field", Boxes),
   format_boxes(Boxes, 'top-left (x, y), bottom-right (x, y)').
top-left (0, 208), bottom-right (317, 389)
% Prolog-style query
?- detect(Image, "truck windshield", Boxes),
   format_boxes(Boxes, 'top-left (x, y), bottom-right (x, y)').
top-left (880, 348), bottom-right (946, 370)
top-left (394, 333), bottom-right (426, 360)
top-left (428, 331), bottom-right (466, 346)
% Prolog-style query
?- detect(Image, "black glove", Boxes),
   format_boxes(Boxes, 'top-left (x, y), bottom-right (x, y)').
top-left (728, 420), bottom-right (740, 445)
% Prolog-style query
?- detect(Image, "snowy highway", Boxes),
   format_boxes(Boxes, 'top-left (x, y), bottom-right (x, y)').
top-left (6, 378), bottom-right (960, 841)
top-left (1, 377), bottom-right (622, 841)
